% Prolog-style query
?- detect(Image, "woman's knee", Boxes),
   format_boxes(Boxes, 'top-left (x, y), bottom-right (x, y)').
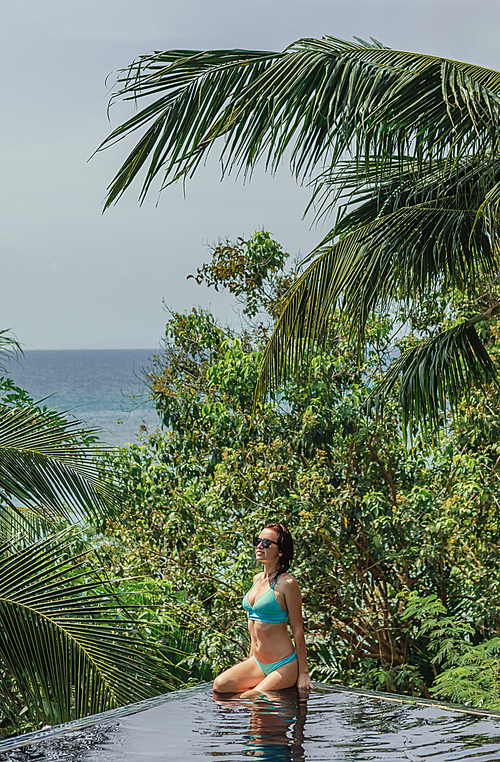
top-left (213, 671), bottom-right (230, 692)
top-left (213, 659), bottom-right (260, 693)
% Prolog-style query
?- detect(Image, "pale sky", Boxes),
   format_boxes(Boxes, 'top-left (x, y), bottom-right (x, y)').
top-left (2, 0), bottom-right (500, 348)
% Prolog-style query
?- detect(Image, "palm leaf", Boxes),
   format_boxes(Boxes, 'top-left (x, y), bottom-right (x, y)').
top-left (253, 225), bottom-right (378, 403)
top-left (309, 152), bottom-right (500, 234)
top-left (0, 532), bottom-right (178, 730)
top-left (475, 178), bottom-right (500, 249)
top-left (254, 196), bottom-right (496, 405)
top-left (98, 48), bottom-right (279, 206)
top-left (367, 320), bottom-right (498, 435)
top-left (0, 329), bottom-right (21, 374)
top-left (0, 505), bottom-right (54, 544)
top-left (98, 37), bottom-right (500, 434)
top-left (0, 404), bottom-right (114, 523)
top-left (254, 146), bottom-right (500, 412)
top-left (98, 37), bottom-right (500, 208)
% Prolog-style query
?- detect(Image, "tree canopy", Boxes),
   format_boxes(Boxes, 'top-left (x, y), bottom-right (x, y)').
top-left (98, 37), bottom-right (500, 436)
top-left (99, 234), bottom-right (500, 706)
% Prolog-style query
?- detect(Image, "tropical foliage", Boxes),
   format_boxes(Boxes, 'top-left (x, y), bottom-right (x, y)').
top-left (401, 591), bottom-right (500, 709)
top-left (0, 532), bottom-right (177, 731)
top-left (99, 235), bottom-right (500, 707)
top-left (0, 339), bottom-right (180, 737)
top-left (2, 237), bottom-right (495, 719)
top-left (98, 37), bottom-right (500, 435)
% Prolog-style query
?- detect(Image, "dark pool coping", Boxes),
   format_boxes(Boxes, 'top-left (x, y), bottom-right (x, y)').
top-left (316, 682), bottom-right (500, 719)
top-left (0, 683), bottom-right (213, 754)
top-left (1, 681), bottom-right (499, 754)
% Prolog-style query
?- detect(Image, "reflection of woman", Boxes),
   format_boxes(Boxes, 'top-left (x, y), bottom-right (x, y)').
top-left (244, 692), bottom-right (308, 761)
top-left (214, 688), bottom-right (308, 761)
top-left (213, 523), bottom-right (312, 698)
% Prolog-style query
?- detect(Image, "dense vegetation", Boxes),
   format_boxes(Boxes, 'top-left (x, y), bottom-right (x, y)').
top-left (93, 36), bottom-right (500, 709)
top-left (99, 233), bottom-right (500, 709)
top-left (2, 231), bottom-right (500, 737)
top-left (0, 338), bottom-right (181, 738)
top-left (99, 37), bottom-right (500, 437)
top-left (4, 34), bottom-right (500, 736)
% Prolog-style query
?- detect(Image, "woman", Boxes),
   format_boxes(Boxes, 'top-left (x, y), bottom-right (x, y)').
top-left (213, 523), bottom-right (312, 698)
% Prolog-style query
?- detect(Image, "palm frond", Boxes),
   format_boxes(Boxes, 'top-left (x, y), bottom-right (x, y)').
top-left (253, 225), bottom-right (379, 404)
top-left (99, 36), bottom-right (500, 435)
top-left (0, 532), bottom-right (178, 730)
top-left (254, 194), bottom-right (496, 406)
top-left (0, 404), bottom-right (114, 522)
top-left (98, 37), bottom-right (500, 208)
top-left (98, 48), bottom-right (279, 206)
top-left (475, 179), bottom-right (500, 250)
top-left (367, 320), bottom-right (498, 435)
top-left (0, 329), bottom-right (22, 374)
top-left (0, 505), bottom-right (54, 544)
top-left (310, 152), bottom-right (500, 233)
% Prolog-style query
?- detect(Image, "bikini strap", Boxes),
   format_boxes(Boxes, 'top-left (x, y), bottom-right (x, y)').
top-left (271, 573), bottom-right (281, 590)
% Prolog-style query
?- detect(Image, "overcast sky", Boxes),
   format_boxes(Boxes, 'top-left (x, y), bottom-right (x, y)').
top-left (2, 0), bottom-right (500, 349)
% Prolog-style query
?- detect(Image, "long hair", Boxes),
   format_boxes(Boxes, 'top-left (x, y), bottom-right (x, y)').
top-left (263, 522), bottom-right (294, 576)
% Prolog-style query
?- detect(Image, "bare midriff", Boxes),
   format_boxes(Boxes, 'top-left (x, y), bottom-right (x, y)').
top-left (249, 620), bottom-right (295, 664)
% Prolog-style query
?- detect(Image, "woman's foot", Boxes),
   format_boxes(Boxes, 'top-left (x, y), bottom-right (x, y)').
top-left (239, 688), bottom-right (263, 699)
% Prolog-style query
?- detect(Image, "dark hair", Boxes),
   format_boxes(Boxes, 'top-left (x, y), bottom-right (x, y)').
top-left (263, 522), bottom-right (294, 575)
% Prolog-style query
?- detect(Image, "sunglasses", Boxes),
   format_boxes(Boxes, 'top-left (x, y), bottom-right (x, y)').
top-left (253, 536), bottom-right (279, 549)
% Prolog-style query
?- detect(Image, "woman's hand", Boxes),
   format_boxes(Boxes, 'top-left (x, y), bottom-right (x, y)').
top-left (297, 672), bottom-right (312, 695)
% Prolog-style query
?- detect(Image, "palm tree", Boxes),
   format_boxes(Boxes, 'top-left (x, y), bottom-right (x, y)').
top-left (97, 37), bottom-right (500, 434)
top-left (0, 530), bottom-right (176, 731)
top-left (0, 338), bottom-right (178, 734)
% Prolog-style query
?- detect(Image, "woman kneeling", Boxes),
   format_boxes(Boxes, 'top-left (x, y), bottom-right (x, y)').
top-left (213, 523), bottom-right (312, 698)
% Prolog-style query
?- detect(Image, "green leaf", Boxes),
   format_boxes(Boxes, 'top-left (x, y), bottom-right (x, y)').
top-left (0, 404), bottom-right (114, 522)
top-left (0, 532), bottom-right (178, 729)
top-left (98, 38), bottom-right (500, 207)
top-left (367, 320), bottom-right (498, 436)
top-left (98, 37), bottom-right (500, 436)
top-left (0, 329), bottom-right (22, 374)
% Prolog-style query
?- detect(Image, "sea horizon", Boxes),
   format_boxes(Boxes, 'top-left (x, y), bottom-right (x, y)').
top-left (4, 348), bottom-right (161, 446)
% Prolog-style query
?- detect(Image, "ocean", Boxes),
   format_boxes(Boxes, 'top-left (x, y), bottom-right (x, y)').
top-left (3, 349), bottom-right (160, 446)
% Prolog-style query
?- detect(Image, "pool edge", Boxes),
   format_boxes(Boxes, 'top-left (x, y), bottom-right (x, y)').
top-left (2, 680), bottom-right (500, 754)
top-left (313, 682), bottom-right (500, 719)
top-left (0, 682), bottom-right (213, 754)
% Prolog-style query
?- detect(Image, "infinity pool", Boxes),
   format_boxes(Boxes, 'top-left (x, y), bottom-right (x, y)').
top-left (2, 684), bottom-right (500, 761)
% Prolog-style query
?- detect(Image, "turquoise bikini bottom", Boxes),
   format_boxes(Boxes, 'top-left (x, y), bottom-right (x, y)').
top-left (253, 651), bottom-right (297, 677)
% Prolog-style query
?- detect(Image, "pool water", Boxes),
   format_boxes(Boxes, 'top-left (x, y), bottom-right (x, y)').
top-left (3, 685), bottom-right (500, 761)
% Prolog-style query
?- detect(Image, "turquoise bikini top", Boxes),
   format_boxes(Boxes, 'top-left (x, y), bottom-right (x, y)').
top-left (242, 573), bottom-right (289, 624)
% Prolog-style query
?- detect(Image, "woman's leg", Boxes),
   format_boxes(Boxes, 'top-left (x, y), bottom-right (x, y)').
top-left (213, 657), bottom-right (265, 693)
top-left (239, 659), bottom-right (298, 699)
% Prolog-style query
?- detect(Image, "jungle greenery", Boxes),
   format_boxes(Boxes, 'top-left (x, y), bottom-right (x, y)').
top-left (4, 34), bottom-right (500, 733)
top-left (0, 335), bottom-right (183, 738)
top-left (2, 230), bottom-right (500, 729)
top-left (98, 36), bottom-right (500, 438)
top-left (98, 232), bottom-right (500, 710)
top-left (93, 35), bottom-right (500, 707)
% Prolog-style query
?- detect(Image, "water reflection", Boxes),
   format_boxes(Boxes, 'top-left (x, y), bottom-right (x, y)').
top-left (4, 687), bottom-right (500, 761)
top-left (213, 688), bottom-right (307, 761)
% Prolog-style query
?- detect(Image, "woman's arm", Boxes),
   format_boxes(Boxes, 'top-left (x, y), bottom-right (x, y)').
top-left (283, 577), bottom-right (313, 694)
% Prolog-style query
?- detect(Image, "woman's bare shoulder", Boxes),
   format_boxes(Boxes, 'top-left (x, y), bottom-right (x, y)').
top-left (277, 572), bottom-right (299, 590)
